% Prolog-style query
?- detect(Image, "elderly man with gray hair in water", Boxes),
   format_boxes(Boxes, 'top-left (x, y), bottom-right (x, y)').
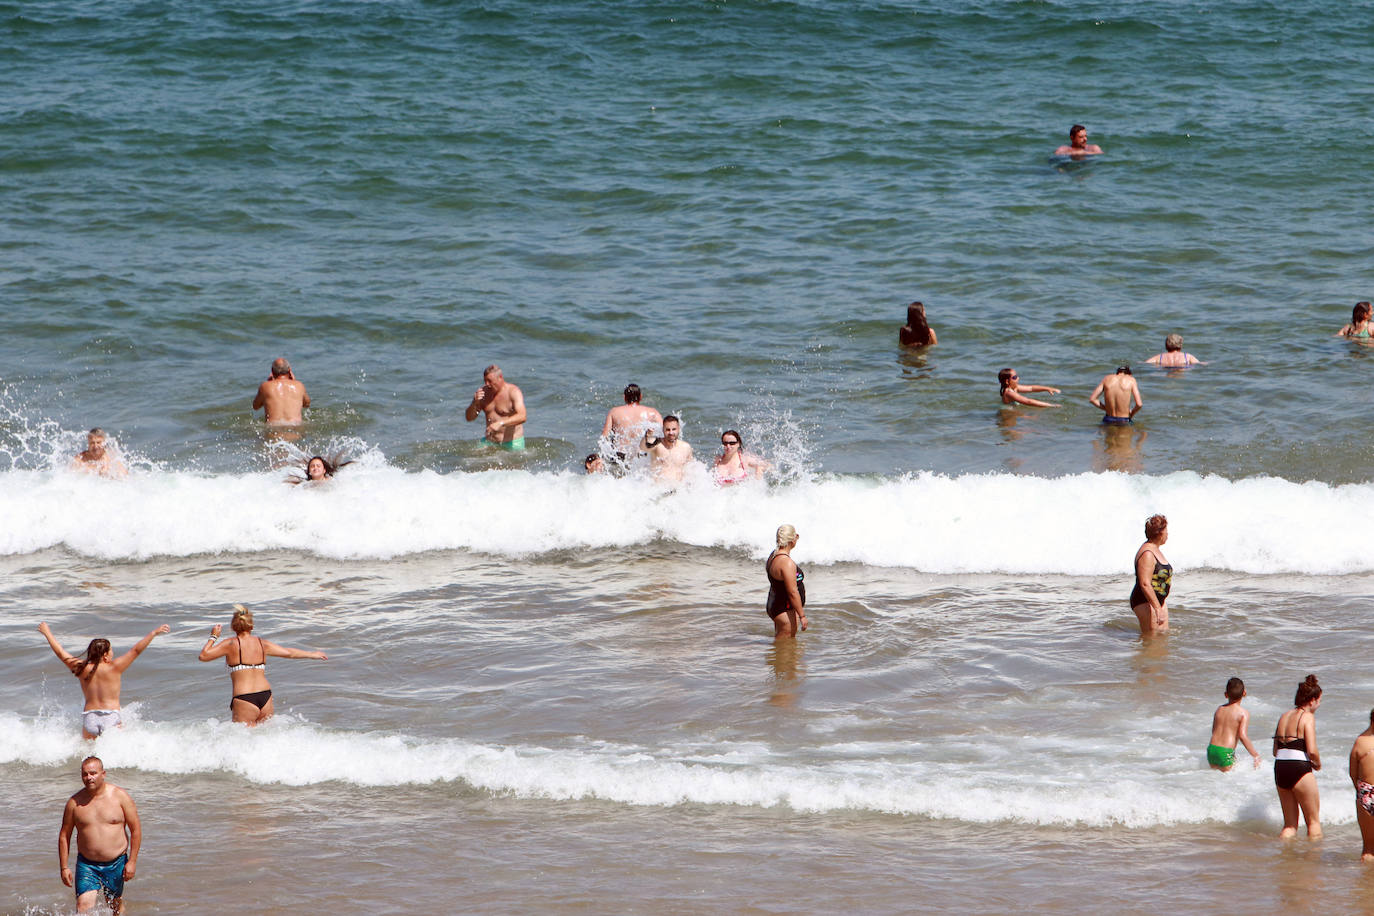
top-left (252, 357), bottom-right (311, 424)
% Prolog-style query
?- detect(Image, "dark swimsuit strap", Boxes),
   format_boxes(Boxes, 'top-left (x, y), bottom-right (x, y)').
top-left (234, 635), bottom-right (265, 666)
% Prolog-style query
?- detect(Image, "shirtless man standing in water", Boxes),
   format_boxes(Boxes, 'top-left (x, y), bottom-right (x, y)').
top-left (252, 357), bottom-right (311, 424)
top-left (38, 622), bottom-right (171, 739)
top-left (641, 415), bottom-right (695, 482)
top-left (58, 756), bottom-right (141, 914)
top-left (1054, 124), bottom-right (1103, 158)
top-left (1089, 366), bottom-right (1143, 425)
top-left (601, 383), bottom-right (663, 465)
top-left (466, 364), bottom-right (528, 450)
top-left (71, 428), bottom-right (128, 478)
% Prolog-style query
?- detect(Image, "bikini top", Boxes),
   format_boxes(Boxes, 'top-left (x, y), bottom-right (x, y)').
top-left (715, 454), bottom-right (749, 482)
top-left (227, 636), bottom-right (266, 673)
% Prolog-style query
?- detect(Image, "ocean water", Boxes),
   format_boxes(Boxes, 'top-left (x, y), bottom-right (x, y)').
top-left (5, 0), bottom-right (1374, 912)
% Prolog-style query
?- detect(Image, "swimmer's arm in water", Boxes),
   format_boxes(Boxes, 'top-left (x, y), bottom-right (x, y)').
top-left (113, 624), bottom-right (171, 673)
top-left (37, 622), bottom-right (83, 674)
top-left (260, 638), bottom-right (328, 661)
top-left (198, 624), bottom-right (231, 662)
top-left (1006, 389), bottom-right (1059, 408)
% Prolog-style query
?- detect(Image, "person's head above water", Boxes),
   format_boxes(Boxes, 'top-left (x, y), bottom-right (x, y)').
top-left (776, 524), bottom-right (799, 549)
top-left (1225, 677), bottom-right (1245, 702)
top-left (1116, 365), bottom-right (1133, 375)
top-left (1294, 674), bottom-right (1321, 708)
top-left (623, 384), bottom-right (642, 405)
top-left (82, 638), bottom-right (112, 675)
top-left (306, 457), bottom-right (330, 480)
top-left (1354, 302), bottom-right (1372, 323)
top-left (906, 301), bottom-right (927, 327)
top-left (231, 604), bottom-right (255, 634)
top-left (1069, 124), bottom-right (1087, 146)
top-left (998, 367), bottom-right (1017, 393)
top-left (1164, 334), bottom-right (1184, 352)
top-left (1144, 514), bottom-right (1167, 541)
top-left (270, 358), bottom-right (292, 378)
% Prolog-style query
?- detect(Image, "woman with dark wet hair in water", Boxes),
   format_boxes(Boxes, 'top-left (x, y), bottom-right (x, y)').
top-left (899, 301), bottom-right (938, 347)
top-left (288, 453), bottom-right (354, 484)
top-left (37, 621), bottom-right (171, 738)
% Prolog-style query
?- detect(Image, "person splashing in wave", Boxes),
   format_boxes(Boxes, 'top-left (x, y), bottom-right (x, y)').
top-left (37, 621), bottom-right (171, 739)
top-left (197, 605), bottom-right (328, 726)
top-left (71, 428), bottom-right (128, 479)
top-left (287, 453), bottom-right (353, 485)
top-left (713, 429), bottom-right (769, 485)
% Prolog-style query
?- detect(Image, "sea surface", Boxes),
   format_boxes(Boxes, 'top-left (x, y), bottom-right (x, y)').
top-left (4, 0), bottom-right (1374, 912)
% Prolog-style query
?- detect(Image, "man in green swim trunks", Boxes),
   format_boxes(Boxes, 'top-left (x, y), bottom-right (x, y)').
top-left (466, 364), bottom-right (527, 450)
top-left (1207, 677), bottom-right (1261, 771)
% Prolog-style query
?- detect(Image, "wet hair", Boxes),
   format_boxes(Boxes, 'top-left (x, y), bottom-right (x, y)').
top-left (721, 429), bottom-right (744, 449)
top-left (1116, 365), bottom-right (1132, 375)
top-left (776, 524), bottom-right (799, 548)
top-left (88, 427), bottom-right (105, 439)
top-left (1294, 674), bottom-right (1321, 708)
top-left (584, 453), bottom-right (599, 468)
top-left (1070, 124), bottom-right (1086, 138)
top-left (1164, 333), bottom-right (1183, 351)
top-left (271, 358), bottom-right (292, 377)
top-left (623, 384), bottom-right (642, 404)
top-left (904, 302), bottom-right (933, 345)
top-left (1144, 514), bottom-right (1167, 541)
top-left (231, 605), bottom-right (255, 634)
top-left (1225, 677), bottom-right (1245, 702)
top-left (293, 452), bottom-right (353, 484)
top-left (998, 368), bottom-right (1015, 395)
top-left (663, 415), bottom-right (680, 427)
top-left (77, 638), bottom-right (111, 679)
top-left (1355, 302), bottom-right (1372, 323)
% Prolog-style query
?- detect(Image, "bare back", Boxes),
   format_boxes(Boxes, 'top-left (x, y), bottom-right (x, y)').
top-left (1210, 702), bottom-right (1246, 747)
top-left (1100, 375), bottom-right (1139, 417)
top-left (74, 663), bottom-right (124, 712)
top-left (604, 404), bottom-right (662, 451)
top-left (1353, 733), bottom-right (1374, 784)
top-left (254, 378), bottom-right (310, 424)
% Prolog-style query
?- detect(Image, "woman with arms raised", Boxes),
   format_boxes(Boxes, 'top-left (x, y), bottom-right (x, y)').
top-left (198, 605), bottom-right (327, 725)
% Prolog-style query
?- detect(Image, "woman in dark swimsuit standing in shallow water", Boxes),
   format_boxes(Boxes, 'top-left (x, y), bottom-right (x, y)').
top-left (197, 605), bottom-right (328, 725)
top-left (1130, 514), bottom-right (1172, 635)
top-left (1274, 674), bottom-right (1322, 840)
top-left (765, 524), bottom-right (807, 639)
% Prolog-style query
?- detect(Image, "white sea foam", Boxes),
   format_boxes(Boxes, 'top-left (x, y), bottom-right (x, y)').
top-left (3, 465), bottom-right (1374, 574)
top-left (0, 712), bottom-right (1333, 828)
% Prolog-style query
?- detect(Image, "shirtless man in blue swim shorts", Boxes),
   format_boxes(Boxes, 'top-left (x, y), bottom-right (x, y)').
top-left (1089, 366), bottom-right (1143, 425)
top-left (59, 756), bottom-right (141, 914)
top-left (465, 364), bottom-right (528, 450)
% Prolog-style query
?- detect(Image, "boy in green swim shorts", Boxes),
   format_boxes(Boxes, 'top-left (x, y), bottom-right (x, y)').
top-left (1207, 677), bottom-right (1261, 771)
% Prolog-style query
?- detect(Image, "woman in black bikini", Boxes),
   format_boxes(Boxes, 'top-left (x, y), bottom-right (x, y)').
top-left (197, 605), bottom-right (328, 725)
top-left (1130, 514), bottom-right (1172, 635)
top-left (1273, 674), bottom-right (1322, 839)
top-left (765, 524), bottom-right (807, 639)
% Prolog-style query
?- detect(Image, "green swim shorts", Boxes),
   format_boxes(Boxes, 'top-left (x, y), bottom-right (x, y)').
top-left (481, 436), bottom-right (526, 451)
top-left (1207, 744), bottom-right (1236, 768)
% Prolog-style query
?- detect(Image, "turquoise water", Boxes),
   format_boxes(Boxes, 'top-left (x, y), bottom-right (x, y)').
top-left (7, 2), bottom-right (1374, 913)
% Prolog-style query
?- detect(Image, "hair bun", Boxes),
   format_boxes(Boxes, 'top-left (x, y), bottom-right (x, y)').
top-left (1305, 674), bottom-right (1320, 687)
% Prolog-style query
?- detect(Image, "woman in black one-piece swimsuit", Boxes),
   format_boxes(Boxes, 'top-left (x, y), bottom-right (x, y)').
top-left (765, 524), bottom-right (807, 639)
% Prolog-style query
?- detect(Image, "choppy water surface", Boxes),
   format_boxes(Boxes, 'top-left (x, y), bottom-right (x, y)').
top-left (5, 0), bottom-right (1374, 912)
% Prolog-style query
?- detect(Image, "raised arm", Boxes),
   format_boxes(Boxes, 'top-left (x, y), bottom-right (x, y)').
top-left (198, 624), bottom-right (231, 662)
top-left (113, 624), bottom-right (171, 673)
top-left (37, 623), bottom-right (82, 674)
top-left (260, 638), bottom-right (328, 661)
